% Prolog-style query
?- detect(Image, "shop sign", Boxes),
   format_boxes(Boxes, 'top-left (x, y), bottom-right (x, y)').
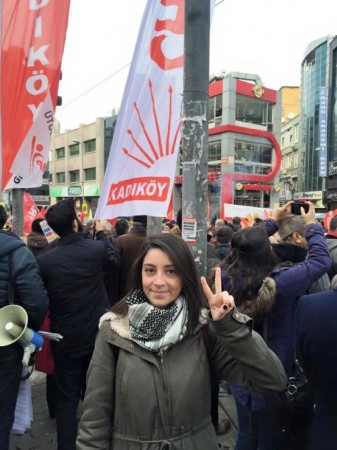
top-left (68, 185), bottom-right (82, 196)
top-left (294, 191), bottom-right (322, 201)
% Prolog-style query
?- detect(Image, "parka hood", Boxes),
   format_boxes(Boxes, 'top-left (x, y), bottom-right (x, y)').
top-left (0, 230), bottom-right (25, 259)
top-left (237, 276), bottom-right (277, 321)
top-left (99, 311), bottom-right (132, 340)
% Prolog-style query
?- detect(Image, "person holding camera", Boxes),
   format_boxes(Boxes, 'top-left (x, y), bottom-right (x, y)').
top-left (273, 206), bottom-right (330, 293)
top-left (219, 201), bottom-right (331, 450)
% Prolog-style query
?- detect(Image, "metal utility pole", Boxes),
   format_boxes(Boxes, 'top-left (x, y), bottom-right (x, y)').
top-left (12, 188), bottom-right (24, 236)
top-left (181, 0), bottom-right (210, 277)
top-left (147, 216), bottom-right (162, 236)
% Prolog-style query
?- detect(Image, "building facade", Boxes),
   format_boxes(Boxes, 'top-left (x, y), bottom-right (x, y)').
top-left (49, 118), bottom-right (106, 213)
top-left (299, 35), bottom-right (335, 198)
top-left (175, 72), bottom-right (282, 219)
top-left (279, 114), bottom-right (299, 203)
top-left (326, 36), bottom-right (337, 210)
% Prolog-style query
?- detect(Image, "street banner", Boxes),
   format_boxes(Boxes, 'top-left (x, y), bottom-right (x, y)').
top-left (23, 191), bottom-right (42, 235)
top-left (223, 203), bottom-right (272, 222)
top-left (0, 0), bottom-right (70, 191)
top-left (96, 1), bottom-right (215, 219)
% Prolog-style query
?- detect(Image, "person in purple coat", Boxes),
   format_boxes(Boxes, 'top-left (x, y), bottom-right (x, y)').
top-left (220, 201), bottom-right (331, 450)
top-left (295, 288), bottom-right (337, 450)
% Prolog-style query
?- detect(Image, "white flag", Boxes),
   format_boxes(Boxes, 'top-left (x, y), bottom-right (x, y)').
top-left (96, 0), bottom-right (185, 219)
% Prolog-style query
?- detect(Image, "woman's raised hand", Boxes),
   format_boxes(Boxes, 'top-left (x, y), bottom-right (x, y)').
top-left (201, 267), bottom-right (235, 321)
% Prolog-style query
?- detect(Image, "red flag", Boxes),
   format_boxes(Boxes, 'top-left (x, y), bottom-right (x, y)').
top-left (166, 194), bottom-right (174, 221)
top-left (1, 0), bottom-right (70, 191)
top-left (39, 205), bottom-right (46, 218)
top-left (23, 192), bottom-right (42, 236)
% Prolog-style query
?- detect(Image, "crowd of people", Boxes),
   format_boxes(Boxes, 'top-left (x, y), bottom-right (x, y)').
top-left (0, 199), bottom-right (336, 450)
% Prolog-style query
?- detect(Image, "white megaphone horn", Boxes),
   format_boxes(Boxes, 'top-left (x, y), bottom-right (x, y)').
top-left (0, 304), bottom-right (44, 366)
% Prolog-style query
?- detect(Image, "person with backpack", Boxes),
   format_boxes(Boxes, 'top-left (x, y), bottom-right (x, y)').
top-left (0, 205), bottom-right (48, 450)
top-left (76, 233), bottom-right (287, 450)
top-left (219, 201), bottom-right (331, 450)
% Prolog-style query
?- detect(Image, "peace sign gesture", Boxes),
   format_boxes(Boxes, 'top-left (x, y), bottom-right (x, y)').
top-left (201, 267), bottom-right (235, 321)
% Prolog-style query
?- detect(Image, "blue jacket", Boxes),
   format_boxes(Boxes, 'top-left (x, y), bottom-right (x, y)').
top-left (0, 230), bottom-right (48, 330)
top-left (221, 219), bottom-right (331, 410)
top-left (296, 290), bottom-right (337, 450)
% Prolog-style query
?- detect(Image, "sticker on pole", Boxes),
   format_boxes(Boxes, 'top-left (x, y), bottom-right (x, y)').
top-left (182, 217), bottom-right (197, 244)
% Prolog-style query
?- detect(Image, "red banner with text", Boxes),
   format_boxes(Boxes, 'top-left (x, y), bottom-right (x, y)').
top-left (0, 0), bottom-right (70, 191)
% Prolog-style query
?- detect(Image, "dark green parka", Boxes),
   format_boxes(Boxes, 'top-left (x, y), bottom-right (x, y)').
top-left (77, 308), bottom-right (286, 450)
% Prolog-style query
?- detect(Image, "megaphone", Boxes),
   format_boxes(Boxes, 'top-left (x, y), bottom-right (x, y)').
top-left (0, 305), bottom-right (44, 366)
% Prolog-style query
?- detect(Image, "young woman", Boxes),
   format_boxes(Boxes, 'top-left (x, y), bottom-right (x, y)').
top-left (76, 234), bottom-right (286, 450)
top-left (220, 202), bottom-right (331, 450)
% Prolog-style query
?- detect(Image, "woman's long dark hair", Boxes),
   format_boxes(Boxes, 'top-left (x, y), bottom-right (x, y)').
top-left (112, 234), bottom-right (207, 331)
top-left (220, 226), bottom-right (279, 301)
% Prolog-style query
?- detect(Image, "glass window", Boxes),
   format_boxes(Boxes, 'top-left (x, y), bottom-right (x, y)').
top-left (69, 170), bottom-right (80, 182)
top-left (209, 96), bottom-right (215, 122)
top-left (236, 94), bottom-right (271, 126)
top-left (84, 167), bottom-right (96, 181)
top-left (234, 139), bottom-right (272, 174)
top-left (55, 147), bottom-right (65, 159)
top-left (208, 141), bottom-right (221, 161)
top-left (209, 94), bottom-right (222, 125)
top-left (56, 172), bottom-right (65, 183)
top-left (69, 143), bottom-right (79, 156)
top-left (84, 139), bottom-right (96, 153)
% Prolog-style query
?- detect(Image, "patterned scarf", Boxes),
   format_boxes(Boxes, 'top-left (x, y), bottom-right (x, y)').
top-left (125, 289), bottom-right (188, 353)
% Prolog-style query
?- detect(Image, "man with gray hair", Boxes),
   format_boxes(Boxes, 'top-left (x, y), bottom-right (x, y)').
top-left (273, 213), bottom-right (330, 292)
top-left (325, 214), bottom-right (337, 280)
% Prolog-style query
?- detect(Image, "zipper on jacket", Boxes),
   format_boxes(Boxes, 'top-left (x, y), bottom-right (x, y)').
top-left (156, 349), bottom-right (171, 425)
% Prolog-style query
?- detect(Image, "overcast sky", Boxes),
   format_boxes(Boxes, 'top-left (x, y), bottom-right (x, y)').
top-left (55, 0), bottom-right (337, 131)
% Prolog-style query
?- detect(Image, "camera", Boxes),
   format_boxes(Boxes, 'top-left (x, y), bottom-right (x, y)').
top-left (290, 202), bottom-right (309, 215)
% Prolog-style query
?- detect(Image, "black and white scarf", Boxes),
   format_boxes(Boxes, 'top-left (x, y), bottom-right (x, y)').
top-left (125, 289), bottom-right (188, 353)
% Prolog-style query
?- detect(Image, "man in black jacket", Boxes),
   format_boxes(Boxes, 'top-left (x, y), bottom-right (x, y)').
top-left (0, 205), bottom-right (48, 450)
top-left (38, 200), bottom-right (119, 450)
